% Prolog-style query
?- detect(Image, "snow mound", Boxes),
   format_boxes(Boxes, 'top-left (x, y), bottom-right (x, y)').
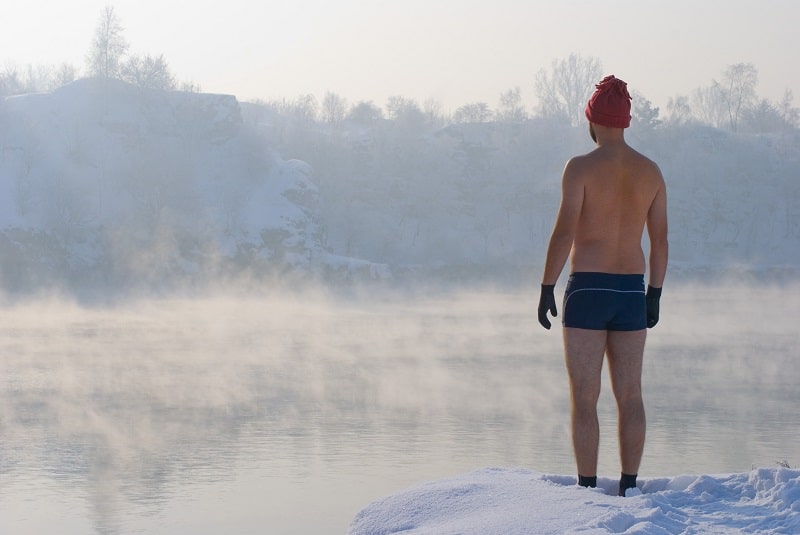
top-left (348, 467), bottom-right (800, 534)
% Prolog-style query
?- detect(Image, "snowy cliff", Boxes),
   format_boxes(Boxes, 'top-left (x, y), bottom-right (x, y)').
top-left (0, 79), bottom-right (326, 295)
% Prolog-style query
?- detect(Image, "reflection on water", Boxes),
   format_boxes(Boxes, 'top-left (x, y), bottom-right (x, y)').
top-left (0, 285), bottom-right (798, 534)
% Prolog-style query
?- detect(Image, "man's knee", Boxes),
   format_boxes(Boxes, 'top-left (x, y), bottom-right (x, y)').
top-left (614, 388), bottom-right (643, 409)
top-left (572, 385), bottom-right (602, 412)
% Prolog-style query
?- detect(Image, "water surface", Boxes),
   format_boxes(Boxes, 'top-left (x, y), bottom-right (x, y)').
top-left (0, 285), bottom-right (797, 534)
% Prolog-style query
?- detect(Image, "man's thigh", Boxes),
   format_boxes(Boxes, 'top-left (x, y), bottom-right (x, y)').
top-left (606, 329), bottom-right (647, 397)
top-left (563, 327), bottom-right (607, 395)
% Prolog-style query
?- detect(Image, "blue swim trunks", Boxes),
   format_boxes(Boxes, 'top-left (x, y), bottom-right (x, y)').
top-left (563, 272), bottom-right (647, 331)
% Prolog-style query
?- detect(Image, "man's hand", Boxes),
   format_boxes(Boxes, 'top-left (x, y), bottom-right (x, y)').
top-left (538, 284), bottom-right (557, 330)
top-left (646, 286), bottom-right (662, 328)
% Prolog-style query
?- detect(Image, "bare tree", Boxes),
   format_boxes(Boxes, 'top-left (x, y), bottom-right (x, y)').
top-left (183, 80), bottom-right (203, 93)
top-left (665, 95), bottom-right (692, 126)
top-left (453, 102), bottom-right (491, 123)
top-left (87, 5), bottom-right (129, 79)
top-left (423, 98), bottom-right (446, 127)
top-left (386, 96), bottom-right (425, 128)
top-left (0, 62), bottom-right (80, 95)
top-left (720, 63), bottom-right (758, 132)
top-left (778, 90), bottom-right (800, 129)
top-left (0, 64), bottom-right (22, 95)
top-left (321, 91), bottom-right (348, 125)
top-left (692, 82), bottom-right (727, 128)
top-left (291, 94), bottom-right (318, 122)
top-left (534, 53), bottom-right (603, 125)
top-left (121, 54), bottom-right (176, 90)
top-left (52, 63), bottom-right (79, 89)
top-left (495, 87), bottom-right (527, 123)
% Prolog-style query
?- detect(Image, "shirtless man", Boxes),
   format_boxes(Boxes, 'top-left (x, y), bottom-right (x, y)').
top-left (537, 75), bottom-right (668, 497)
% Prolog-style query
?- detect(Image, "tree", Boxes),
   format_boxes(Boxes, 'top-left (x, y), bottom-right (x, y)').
top-left (121, 54), bottom-right (175, 91)
top-left (534, 53), bottom-right (602, 126)
top-left (87, 6), bottom-right (129, 79)
top-left (453, 102), bottom-right (491, 123)
top-left (778, 89), bottom-right (799, 129)
top-left (742, 99), bottom-right (784, 134)
top-left (743, 90), bottom-right (800, 133)
top-left (290, 94), bottom-right (318, 122)
top-left (385, 96), bottom-right (425, 128)
top-left (0, 64), bottom-right (22, 95)
top-left (321, 91), bottom-right (348, 125)
top-left (347, 100), bottom-right (383, 125)
top-left (692, 82), bottom-right (727, 128)
top-left (720, 63), bottom-right (758, 132)
top-left (495, 87), bottom-right (527, 123)
top-left (179, 80), bottom-right (202, 93)
top-left (52, 63), bottom-right (79, 89)
top-left (422, 98), bottom-right (446, 127)
top-left (665, 95), bottom-right (692, 126)
top-left (630, 90), bottom-right (660, 130)
top-left (0, 62), bottom-right (79, 95)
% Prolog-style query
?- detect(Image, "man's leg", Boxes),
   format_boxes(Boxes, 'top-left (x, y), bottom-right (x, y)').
top-left (606, 329), bottom-right (647, 477)
top-left (563, 327), bottom-right (607, 480)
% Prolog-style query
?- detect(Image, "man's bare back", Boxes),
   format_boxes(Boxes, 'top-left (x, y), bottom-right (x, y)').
top-left (541, 124), bottom-right (668, 288)
top-left (569, 138), bottom-right (666, 275)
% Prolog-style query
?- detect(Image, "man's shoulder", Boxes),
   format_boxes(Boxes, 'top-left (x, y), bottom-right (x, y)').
top-left (629, 146), bottom-right (659, 165)
top-left (634, 150), bottom-right (664, 179)
top-left (566, 151), bottom-right (599, 168)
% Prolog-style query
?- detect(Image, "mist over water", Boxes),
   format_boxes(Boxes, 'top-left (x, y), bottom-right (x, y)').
top-left (0, 283), bottom-right (797, 534)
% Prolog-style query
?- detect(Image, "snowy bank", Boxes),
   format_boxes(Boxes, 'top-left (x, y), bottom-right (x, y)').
top-left (349, 467), bottom-right (800, 534)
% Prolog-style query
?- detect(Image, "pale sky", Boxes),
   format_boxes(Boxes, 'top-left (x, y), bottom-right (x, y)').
top-left (3, 0), bottom-right (798, 113)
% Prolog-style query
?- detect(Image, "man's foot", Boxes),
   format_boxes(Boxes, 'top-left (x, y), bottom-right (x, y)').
top-left (578, 475), bottom-right (597, 488)
top-left (619, 473), bottom-right (637, 496)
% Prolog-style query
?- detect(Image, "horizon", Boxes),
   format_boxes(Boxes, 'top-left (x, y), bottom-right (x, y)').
top-left (3, 1), bottom-right (799, 112)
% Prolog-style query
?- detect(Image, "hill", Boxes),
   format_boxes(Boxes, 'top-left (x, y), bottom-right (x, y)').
top-left (1, 79), bottom-right (799, 297)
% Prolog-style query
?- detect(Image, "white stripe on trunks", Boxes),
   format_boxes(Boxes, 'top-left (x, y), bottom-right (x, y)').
top-left (564, 287), bottom-right (645, 310)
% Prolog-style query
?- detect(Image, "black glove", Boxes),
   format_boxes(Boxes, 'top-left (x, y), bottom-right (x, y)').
top-left (538, 284), bottom-right (557, 330)
top-left (646, 285), bottom-right (662, 328)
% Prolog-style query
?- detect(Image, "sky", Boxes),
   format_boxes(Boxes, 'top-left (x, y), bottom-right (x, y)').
top-left (2, 0), bottom-right (799, 112)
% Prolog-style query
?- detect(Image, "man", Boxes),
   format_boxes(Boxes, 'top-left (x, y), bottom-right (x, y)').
top-left (537, 75), bottom-right (668, 497)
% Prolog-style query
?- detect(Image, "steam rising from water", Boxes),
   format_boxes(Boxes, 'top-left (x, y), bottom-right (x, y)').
top-left (0, 283), bottom-right (797, 533)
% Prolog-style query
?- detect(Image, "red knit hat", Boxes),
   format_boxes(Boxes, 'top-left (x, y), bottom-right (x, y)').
top-left (585, 75), bottom-right (631, 128)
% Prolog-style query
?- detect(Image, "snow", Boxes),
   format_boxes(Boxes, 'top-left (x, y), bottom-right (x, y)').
top-left (0, 78), bottom-right (329, 293)
top-left (348, 467), bottom-right (800, 534)
top-left (3, 78), bottom-right (799, 297)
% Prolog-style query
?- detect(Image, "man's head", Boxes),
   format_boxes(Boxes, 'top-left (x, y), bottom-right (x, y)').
top-left (585, 75), bottom-right (631, 129)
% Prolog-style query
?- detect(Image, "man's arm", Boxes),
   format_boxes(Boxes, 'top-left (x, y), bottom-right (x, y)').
top-left (541, 159), bottom-right (585, 285)
top-left (646, 172), bottom-right (668, 288)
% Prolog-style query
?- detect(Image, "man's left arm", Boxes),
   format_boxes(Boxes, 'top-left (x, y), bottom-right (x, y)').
top-left (646, 171), bottom-right (668, 328)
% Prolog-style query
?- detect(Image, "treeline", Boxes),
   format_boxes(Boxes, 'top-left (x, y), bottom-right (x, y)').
top-left (3, 5), bottom-right (798, 136)
top-left (239, 94), bottom-right (800, 281)
top-left (252, 55), bottom-right (798, 137)
top-left (1, 6), bottom-right (198, 96)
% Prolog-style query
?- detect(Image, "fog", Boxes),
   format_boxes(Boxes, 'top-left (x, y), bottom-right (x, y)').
top-left (1, 78), bottom-right (799, 300)
top-left (1, 284), bottom-right (798, 533)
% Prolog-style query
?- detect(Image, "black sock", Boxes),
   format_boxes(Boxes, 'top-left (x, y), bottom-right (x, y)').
top-left (619, 473), bottom-right (637, 496)
top-left (578, 475), bottom-right (597, 488)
